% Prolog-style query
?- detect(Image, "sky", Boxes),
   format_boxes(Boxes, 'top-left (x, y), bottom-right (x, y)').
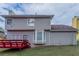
top-left (0, 3), bottom-right (79, 29)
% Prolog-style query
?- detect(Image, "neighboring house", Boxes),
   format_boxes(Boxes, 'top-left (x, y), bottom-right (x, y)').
top-left (0, 27), bottom-right (5, 40)
top-left (72, 16), bottom-right (79, 40)
top-left (2, 15), bottom-right (77, 47)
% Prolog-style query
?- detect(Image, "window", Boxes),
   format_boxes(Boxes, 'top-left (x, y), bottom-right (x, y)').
top-left (35, 31), bottom-right (45, 44)
top-left (7, 19), bottom-right (12, 25)
top-left (27, 19), bottom-right (35, 26)
top-left (37, 32), bottom-right (42, 40)
top-left (23, 35), bottom-right (28, 40)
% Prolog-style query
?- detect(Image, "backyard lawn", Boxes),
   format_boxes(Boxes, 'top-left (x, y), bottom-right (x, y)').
top-left (0, 42), bottom-right (79, 56)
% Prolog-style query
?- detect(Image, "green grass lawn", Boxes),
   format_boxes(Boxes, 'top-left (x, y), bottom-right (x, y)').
top-left (0, 42), bottom-right (79, 56)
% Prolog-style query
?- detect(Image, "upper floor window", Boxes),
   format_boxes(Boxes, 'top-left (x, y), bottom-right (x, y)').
top-left (27, 19), bottom-right (35, 26)
top-left (7, 19), bottom-right (12, 25)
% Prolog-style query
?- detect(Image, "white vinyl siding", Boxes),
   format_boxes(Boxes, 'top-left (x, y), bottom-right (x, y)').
top-left (7, 31), bottom-right (34, 41)
top-left (45, 31), bottom-right (77, 45)
top-left (6, 19), bottom-right (35, 30)
top-left (50, 32), bottom-right (77, 45)
top-left (7, 31), bottom-right (35, 47)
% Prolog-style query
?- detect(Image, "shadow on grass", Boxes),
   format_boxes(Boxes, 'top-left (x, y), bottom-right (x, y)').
top-left (0, 48), bottom-right (29, 53)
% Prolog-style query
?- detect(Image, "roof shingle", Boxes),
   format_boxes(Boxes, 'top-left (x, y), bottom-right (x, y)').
top-left (1, 15), bottom-right (54, 19)
top-left (51, 25), bottom-right (77, 32)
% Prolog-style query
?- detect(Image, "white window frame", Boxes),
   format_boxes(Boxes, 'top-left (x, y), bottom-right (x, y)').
top-left (27, 18), bottom-right (35, 26)
top-left (7, 19), bottom-right (12, 25)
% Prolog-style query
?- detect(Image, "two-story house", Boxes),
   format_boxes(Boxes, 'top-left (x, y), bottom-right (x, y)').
top-left (2, 15), bottom-right (77, 47)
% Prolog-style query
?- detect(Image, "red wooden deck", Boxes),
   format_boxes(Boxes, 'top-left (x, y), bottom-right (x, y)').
top-left (0, 40), bottom-right (31, 49)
